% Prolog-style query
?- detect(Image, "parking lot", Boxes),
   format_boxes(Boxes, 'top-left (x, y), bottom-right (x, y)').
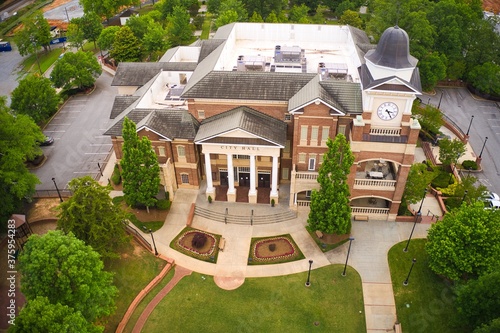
top-left (34, 72), bottom-right (117, 191)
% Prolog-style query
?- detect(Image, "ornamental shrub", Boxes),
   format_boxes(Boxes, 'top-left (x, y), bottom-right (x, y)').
top-left (462, 160), bottom-right (478, 171)
top-left (156, 199), bottom-right (170, 210)
top-left (111, 164), bottom-right (121, 185)
top-left (192, 233), bottom-right (207, 249)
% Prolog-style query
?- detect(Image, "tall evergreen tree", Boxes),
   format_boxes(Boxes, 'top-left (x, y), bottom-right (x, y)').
top-left (110, 26), bottom-right (142, 63)
top-left (307, 134), bottom-right (354, 235)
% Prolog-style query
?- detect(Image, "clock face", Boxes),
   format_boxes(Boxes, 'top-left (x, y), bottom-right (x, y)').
top-left (377, 102), bottom-right (399, 120)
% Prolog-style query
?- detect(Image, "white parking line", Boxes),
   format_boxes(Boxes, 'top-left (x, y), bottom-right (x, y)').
top-left (49, 123), bottom-right (71, 125)
top-left (84, 152), bottom-right (110, 155)
top-left (44, 130), bottom-right (66, 132)
top-left (89, 143), bottom-right (113, 146)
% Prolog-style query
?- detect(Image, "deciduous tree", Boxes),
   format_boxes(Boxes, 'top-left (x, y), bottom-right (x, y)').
top-left (14, 11), bottom-right (51, 56)
top-left (289, 4), bottom-right (311, 23)
top-left (19, 231), bottom-right (117, 323)
top-left (10, 75), bottom-right (60, 124)
top-left (412, 103), bottom-right (443, 135)
top-left (50, 51), bottom-right (102, 90)
top-left (110, 26), bottom-right (142, 63)
top-left (143, 24), bottom-right (168, 60)
top-left (11, 296), bottom-right (101, 333)
top-left (80, 12), bottom-right (103, 49)
top-left (339, 9), bottom-right (363, 28)
top-left (166, 6), bottom-right (193, 47)
top-left (97, 26), bottom-right (120, 54)
top-left (219, 0), bottom-right (248, 22)
top-left (80, 0), bottom-right (140, 20)
top-left (467, 62), bottom-right (500, 98)
top-left (400, 163), bottom-right (436, 213)
top-left (57, 176), bottom-right (130, 259)
top-left (438, 137), bottom-right (466, 168)
top-left (308, 135), bottom-right (354, 235)
top-left (425, 202), bottom-right (500, 281)
top-left (66, 18), bottom-right (86, 50)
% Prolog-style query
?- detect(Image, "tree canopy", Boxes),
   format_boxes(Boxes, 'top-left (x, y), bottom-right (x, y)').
top-left (438, 138), bottom-right (466, 168)
top-left (0, 97), bottom-right (43, 224)
top-left (97, 26), bottom-right (120, 54)
top-left (110, 26), bottom-right (142, 63)
top-left (425, 202), bottom-right (500, 281)
top-left (10, 75), bottom-right (60, 124)
top-left (166, 6), bottom-right (193, 47)
top-left (19, 231), bottom-right (117, 324)
top-left (412, 103), bottom-right (443, 136)
top-left (308, 134), bottom-right (354, 235)
top-left (400, 163), bottom-right (435, 212)
top-left (50, 51), bottom-right (102, 90)
top-left (14, 11), bottom-right (51, 56)
top-left (80, 0), bottom-right (139, 19)
top-left (57, 176), bottom-right (130, 259)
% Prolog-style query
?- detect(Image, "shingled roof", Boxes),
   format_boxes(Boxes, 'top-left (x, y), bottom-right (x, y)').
top-left (182, 71), bottom-right (316, 101)
top-left (109, 96), bottom-right (140, 119)
top-left (112, 62), bottom-right (197, 86)
top-left (195, 106), bottom-right (287, 147)
top-left (136, 110), bottom-right (200, 140)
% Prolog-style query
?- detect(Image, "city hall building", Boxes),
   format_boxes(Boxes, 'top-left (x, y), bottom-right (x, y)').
top-left (105, 23), bottom-right (422, 221)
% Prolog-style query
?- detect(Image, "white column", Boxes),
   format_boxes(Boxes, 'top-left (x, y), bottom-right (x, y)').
top-left (249, 155), bottom-right (256, 195)
top-left (271, 155), bottom-right (278, 196)
top-left (227, 154), bottom-right (235, 194)
top-left (204, 152), bottom-right (214, 193)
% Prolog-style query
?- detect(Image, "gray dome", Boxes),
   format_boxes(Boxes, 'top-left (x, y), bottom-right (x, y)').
top-left (365, 26), bottom-right (417, 69)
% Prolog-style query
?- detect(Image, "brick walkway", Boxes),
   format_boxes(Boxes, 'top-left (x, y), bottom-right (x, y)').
top-left (131, 265), bottom-right (192, 333)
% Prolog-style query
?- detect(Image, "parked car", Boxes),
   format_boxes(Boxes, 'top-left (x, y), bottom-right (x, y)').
top-left (40, 136), bottom-right (54, 146)
top-left (485, 200), bottom-right (500, 210)
top-left (482, 191), bottom-right (500, 202)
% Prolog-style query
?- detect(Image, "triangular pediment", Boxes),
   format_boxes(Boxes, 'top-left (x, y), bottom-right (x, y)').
top-left (364, 76), bottom-right (420, 94)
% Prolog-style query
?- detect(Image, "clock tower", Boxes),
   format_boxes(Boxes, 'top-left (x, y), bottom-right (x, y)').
top-left (350, 25), bottom-right (422, 221)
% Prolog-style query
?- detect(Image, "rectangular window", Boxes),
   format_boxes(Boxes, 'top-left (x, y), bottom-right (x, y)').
top-left (338, 125), bottom-right (346, 136)
top-left (305, 190), bottom-right (311, 198)
top-left (158, 146), bottom-right (166, 157)
top-left (311, 126), bottom-right (318, 146)
top-left (177, 146), bottom-right (186, 157)
top-left (308, 156), bottom-right (316, 170)
top-left (198, 110), bottom-right (205, 119)
top-left (321, 126), bottom-right (329, 145)
top-left (300, 126), bottom-right (308, 145)
top-left (298, 153), bottom-right (306, 163)
top-left (235, 155), bottom-right (249, 159)
top-left (284, 113), bottom-right (292, 122)
top-left (181, 174), bottom-right (189, 184)
top-left (282, 167), bottom-right (289, 180)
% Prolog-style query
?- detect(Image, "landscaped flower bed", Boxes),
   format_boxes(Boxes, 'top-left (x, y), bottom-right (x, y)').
top-left (170, 227), bottom-right (221, 263)
top-left (248, 234), bottom-right (304, 265)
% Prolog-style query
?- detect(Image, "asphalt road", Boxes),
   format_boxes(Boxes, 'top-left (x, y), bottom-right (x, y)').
top-left (0, 43), bottom-right (25, 105)
top-left (34, 72), bottom-right (117, 190)
top-left (423, 87), bottom-right (500, 194)
top-left (42, 0), bottom-right (83, 21)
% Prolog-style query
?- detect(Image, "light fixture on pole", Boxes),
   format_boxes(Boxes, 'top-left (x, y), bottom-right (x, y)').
top-left (403, 189), bottom-right (427, 252)
top-left (437, 91), bottom-right (444, 109)
top-left (403, 258), bottom-right (417, 286)
top-left (52, 177), bottom-right (63, 202)
top-left (143, 226), bottom-right (158, 256)
top-left (305, 259), bottom-right (313, 287)
top-left (479, 137), bottom-right (488, 158)
top-left (342, 237), bottom-right (355, 276)
top-left (462, 190), bottom-right (468, 204)
top-left (465, 115), bottom-right (474, 136)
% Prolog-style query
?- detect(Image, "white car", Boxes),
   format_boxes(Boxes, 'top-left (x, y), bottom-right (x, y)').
top-left (482, 191), bottom-right (500, 202)
top-left (485, 200), bottom-right (500, 210)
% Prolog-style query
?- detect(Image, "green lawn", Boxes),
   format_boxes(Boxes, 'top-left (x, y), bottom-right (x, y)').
top-left (388, 239), bottom-right (466, 333)
top-left (104, 241), bottom-right (168, 332)
top-left (200, 13), bottom-right (213, 40)
top-left (143, 265), bottom-right (366, 332)
top-left (20, 47), bottom-right (64, 75)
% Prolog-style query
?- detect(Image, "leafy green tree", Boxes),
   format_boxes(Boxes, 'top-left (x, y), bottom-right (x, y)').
top-left (121, 118), bottom-right (160, 210)
top-left (467, 62), bottom-right (500, 97)
top-left (207, 0), bottom-right (222, 14)
top-left (249, 11), bottom-right (264, 22)
top-left (400, 10), bottom-right (435, 61)
top-left (110, 26), bottom-right (142, 63)
top-left (126, 14), bottom-right (153, 40)
top-left (215, 10), bottom-right (239, 28)
top-left (143, 24), bottom-right (168, 60)
top-left (166, 6), bottom-right (193, 47)
top-left (19, 231), bottom-right (117, 323)
top-left (419, 52), bottom-right (447, 91)
top-left (50, 51), bottom-right (102, 90)
top-left (289, 4), bottom-right (311, 23)
top-left (97, 26), bottom-right (120, 54)
top-left (474, 318), bottom-right (500, 333)
top-left (10, 75), bottom-right (60, 124)
top-left (339, 9), bottom-right (363, 28)
top-left (412, 103), bottom-right (443, 135)
top-left (400, 163), bottom-right (436, 212)
top-left (438, 137), bottom-right (466, 168)
top-left (455, 271), bottom-right (500, 330)
top-left (243, 0), bottom-right (283, 19)
top-left (334, 0), bottom-right (356, 17)
top-left (14, 11), bottom-right (52, 56)
top-left (425, 202), bottom-right (500, 281)
top-left (80, 0), bottom-right (140, 20)
top-left (0, 97), bottom-right (43, 224)
top-left (80, 12), bottom-right (103, 49)
top-left (290, 0), bottom-right (319, 13)
top-left (265, 10), bottom-right (279, 23)
top-left (220, 0), bottom-right (248, 21)
top-left (11, 296), bottom-right (101, 333)
top-left (57, 176), bottom-right (129, 259)
top-left (308, 135), bottom-right (354, 235)
top-left (66, 18), bottom-right (86, 50)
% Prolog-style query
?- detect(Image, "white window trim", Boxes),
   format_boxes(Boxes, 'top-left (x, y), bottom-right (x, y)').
top-left (308, 157), bottom-right (316, 171)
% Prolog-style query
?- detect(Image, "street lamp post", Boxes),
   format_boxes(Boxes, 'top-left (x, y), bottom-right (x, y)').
top-left (437, 91), bottom-right (444, 109)
top-left (403, 189), bottom-right (427, 252)
top-left (143, 226), bottom-right (158, 256)
top-left (403, 258), bottom-right (417, 286)
top-left (479, 137), bottom-right (488, 158)
top-left (97, 162), bottom-right (103, 177)
top-left (305, 259), bottom-right (313, 287)
top-left (462, 190), bottom-right (468, 204)
top-left (342, 237), bottom-right (355, 276)
top-left (465, 115), bottom-right (474, 136)
top-left (51, 177), bottom-right (63, 202)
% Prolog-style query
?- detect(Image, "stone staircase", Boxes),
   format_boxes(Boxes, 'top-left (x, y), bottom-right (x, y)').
top-left (194, 206), bottom-right (297, 225)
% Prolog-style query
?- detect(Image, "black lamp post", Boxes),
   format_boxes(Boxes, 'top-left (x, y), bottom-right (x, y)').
top-left (404, 189), bottom-right (427, 252)
top-left (342, 237), bottom-right (355, 276)
top-left (462, 190), bottom-right (468, 204)
top-left (437, 91), bottom-right (444, 109)
top-left (305, 259), bottom-right (313, 287)
top-left (465, 115), bottom-right (474, 136)
top-left (403, 258), bottom-right (417, 286)
top-left (143, 226), bottom-right (158, 256)
top-left (97, 162), bottom-right (103, 177)
top-left (479, 137), bottom-right (488, 158)
top-left (51, 177), bottom-right (63, 202)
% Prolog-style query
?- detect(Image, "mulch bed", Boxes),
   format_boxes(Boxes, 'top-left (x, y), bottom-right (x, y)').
top-left (170, 227), bottom-right (221, 263)
top-left (249, 234), bottom-right (304, 265)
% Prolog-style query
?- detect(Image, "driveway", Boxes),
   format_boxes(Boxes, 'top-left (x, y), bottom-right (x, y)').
top-left (423, 87), bottom-right (500, 193)
top-left (0, 44), bottom-right (25, 105)
top-left (34, 71), bottom-right (117, 191)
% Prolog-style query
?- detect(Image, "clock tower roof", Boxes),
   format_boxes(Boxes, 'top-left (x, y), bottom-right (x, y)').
top-left (365, 26), bottom-right (417, 69)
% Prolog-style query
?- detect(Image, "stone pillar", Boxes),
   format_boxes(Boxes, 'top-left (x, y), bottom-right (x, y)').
top-left (204, 152), bottom-right (215, 198)
top-left (270, 155), bottom-right (279, 203)
top-left (249, 154), bottom-right (257, 203)
top-left (227, 154), bottom-right (236, 202)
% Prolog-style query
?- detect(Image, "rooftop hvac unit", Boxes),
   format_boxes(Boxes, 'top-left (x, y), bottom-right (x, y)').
top-left (318, 63), bottom-right (348, 79)
top-left (275, 45), bottom-right (302, 63)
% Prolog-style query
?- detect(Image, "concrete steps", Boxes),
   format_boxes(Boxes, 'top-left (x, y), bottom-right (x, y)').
top-left (194, 206), bottom-right (297, 225)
